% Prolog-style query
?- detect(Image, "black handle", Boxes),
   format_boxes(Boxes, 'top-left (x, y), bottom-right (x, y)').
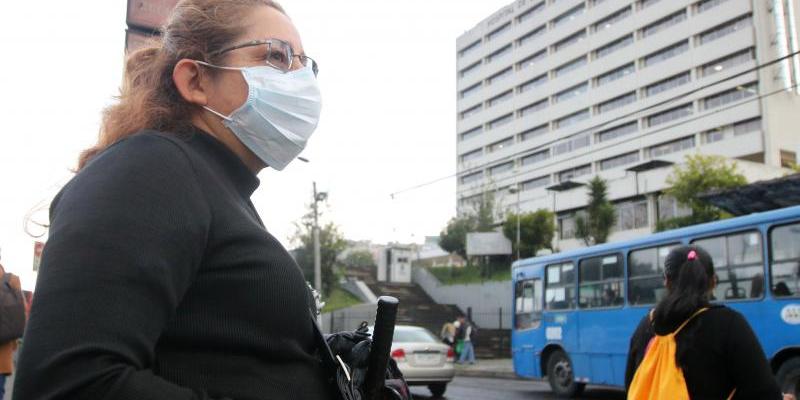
top-left (364, 296), bottom-right (399, 400)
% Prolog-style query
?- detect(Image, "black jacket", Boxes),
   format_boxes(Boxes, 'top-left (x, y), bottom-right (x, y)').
top-left (625, 305), bottom-right (781, 400)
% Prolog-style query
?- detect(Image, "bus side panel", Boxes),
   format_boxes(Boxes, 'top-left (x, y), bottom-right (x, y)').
top-left (542, 311), bottom-right (582, 377)
top-left (512, 329), bottom-right (542, 378)
top-left (730, 298), bottom-right (800, 363)
top-left (576, 308), bottom-right (647, 386)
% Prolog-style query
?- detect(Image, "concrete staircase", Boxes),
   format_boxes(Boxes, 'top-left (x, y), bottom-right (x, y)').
top-left (366, 282), bottom-right (510, 359)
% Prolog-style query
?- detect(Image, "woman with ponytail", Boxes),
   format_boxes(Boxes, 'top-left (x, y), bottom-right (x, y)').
top-left (625, 245), bottom-right (788, 399)
top-left (13, 1), bottom-right (334, 399)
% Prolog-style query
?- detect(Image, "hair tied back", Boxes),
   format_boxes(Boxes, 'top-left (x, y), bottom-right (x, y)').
top-left (687, 250), bottom-right (698, 261)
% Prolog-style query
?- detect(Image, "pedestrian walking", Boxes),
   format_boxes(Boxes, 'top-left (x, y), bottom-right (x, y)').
top-left (12, 1), bottom-right (336, 399)
top-left (625, 245), bottom-right (793, 400)
top-left (456, 316), bottom-right (476, 365)
top-left (440, 321), bottom-right (456, 347)
top-left (0, 262), bottom-right (23, 400)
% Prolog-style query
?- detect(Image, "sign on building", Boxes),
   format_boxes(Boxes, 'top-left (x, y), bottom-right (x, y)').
top-left (466, 232), bottom-right (512, 256)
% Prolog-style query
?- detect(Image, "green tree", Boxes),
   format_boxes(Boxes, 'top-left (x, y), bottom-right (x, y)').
top-left (291, 205), bottom-right (347, 296)
top-left (473, 191), bottom-right (497, 232)
top-left (657, 154), bottom-right (747, 231)
top-left (575, 176), bottom-right (616, 246)
top-left (502, 209), bottom-right (555, 258)
top-left (439, 215), bottom-right (476, 261)
top-left (340, 250), bottom-right (376, 270)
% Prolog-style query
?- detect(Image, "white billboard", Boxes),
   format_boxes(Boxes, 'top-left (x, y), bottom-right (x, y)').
top-left (466, 232), bottom-right (512, 256)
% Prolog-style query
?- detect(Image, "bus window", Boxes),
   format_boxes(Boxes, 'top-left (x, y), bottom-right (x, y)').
top-left (578, 254), bottom-right (623, 308)
top-left (515, 279), bottom-right (543, 329)
top-left (545, 262), bottom-right (575, 310)
top-left (628, 244), bottom-right (677, 305)
top-left (693, 231), bottom-right (764, 301)
top-left (769, 223), bottom-right (800, 297)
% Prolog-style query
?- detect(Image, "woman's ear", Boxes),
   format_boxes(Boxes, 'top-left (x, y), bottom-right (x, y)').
top-left (173, 59), bottom-right (210, 106)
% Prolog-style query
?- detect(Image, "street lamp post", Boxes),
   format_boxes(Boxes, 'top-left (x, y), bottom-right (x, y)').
top-left (509, 184), bottom-right (521, 260)
top-left (312, 182), bottom-right (327, 295)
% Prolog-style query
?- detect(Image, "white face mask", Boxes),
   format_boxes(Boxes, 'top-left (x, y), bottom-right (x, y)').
top-left (198, 62), bottom-right (322, 171)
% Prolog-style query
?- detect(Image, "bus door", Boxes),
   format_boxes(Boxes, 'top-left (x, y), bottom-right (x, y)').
top-left (513, 275), bottom-right (544, 378)
top-left (575, 253), bottom-right (630, 386)
top-left (542, 262), bottom-right (580, 374)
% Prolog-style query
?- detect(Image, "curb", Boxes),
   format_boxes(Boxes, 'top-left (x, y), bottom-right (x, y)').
top-left (454, 368), bottom-right (520, 380)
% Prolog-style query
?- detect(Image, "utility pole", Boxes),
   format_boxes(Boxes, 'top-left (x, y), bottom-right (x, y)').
top-left (509, 184), bottom-right (521, 260)
top-left (313, 182), bottom-right (322, 295)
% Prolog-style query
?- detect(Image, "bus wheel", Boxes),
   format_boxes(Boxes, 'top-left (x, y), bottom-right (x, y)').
top-left (546, 350), bottom-right (585, 398)
top-left (777, 356), bottom-right (800, 398)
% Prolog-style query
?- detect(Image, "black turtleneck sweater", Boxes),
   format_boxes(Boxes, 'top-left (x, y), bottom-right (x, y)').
top-left (13, 130), bottom-right (333, 400)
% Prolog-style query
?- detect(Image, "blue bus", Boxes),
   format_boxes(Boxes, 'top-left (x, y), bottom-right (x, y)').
top-left (511, 205), bottom-right (800, 397)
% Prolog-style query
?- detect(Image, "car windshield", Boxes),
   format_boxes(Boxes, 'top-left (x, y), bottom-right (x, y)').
top-left (393, 327), bottom-right (440, 343)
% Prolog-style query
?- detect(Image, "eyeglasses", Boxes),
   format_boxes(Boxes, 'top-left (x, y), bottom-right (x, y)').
top-left (211, 38), bottom-right (319, 77)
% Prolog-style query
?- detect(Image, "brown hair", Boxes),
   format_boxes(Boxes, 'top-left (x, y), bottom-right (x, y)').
top-left (78, 0), bottom-right (284, 170)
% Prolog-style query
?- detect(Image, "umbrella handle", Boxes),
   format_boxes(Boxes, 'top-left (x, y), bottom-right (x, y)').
top-left (364, 296), bottom-right (399, 400)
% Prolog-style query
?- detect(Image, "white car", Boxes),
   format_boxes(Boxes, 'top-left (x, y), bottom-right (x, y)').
top-left (388, 325), bottom-right (456, 398)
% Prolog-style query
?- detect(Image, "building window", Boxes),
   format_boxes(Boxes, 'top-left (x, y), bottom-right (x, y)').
top-left (600, 151), bottom-right (640, 170)
top-left (770, 222), bottom-right (800, 297)
top-left (628, 244), bottom-right (677, 305)
top-left (487, 67), bottom-right (513, 85)
top-left (487, 113), bottom-right (514, 130)
top-left (553, 30), bottom-right (587, 52)
top-left (698, 15), bottom-right (752, 45)
top-left (486, 44), bottom-right (512, 63)
top-left (515, 279), bottom-right (543, 330)
top-left (696, 0), bottom-right (728, 13)
top-left (460, 148), bottom-right (483, 164)
top-left (579, 254), bottom-right (624, 308)
top-left (489, 161), bottom-right (514, 176)
top-left (638, 0), bottom-right (662, 9)
top-left (518, 1), bottom-right (546, 24)
top-left (488, 90), bottom-right (514, 108)
top-left (458, 40), bottom-right (481, 58)
top-left (554, 56), bottom-right (588, 77)
top-left (523, 175), bottom-right (550, 191)
top-left (487, 22), bottom-right (512, 41)
top-left (553, 133), bottom-right (591, 156)
top-left (518, 74), bottom-right (548, 93)
top-left (487, 136), bottom-right (515, 153)
top-left (461, 171), bottom-right (483, 185)
top-left (657, 195), bottom-right (691, 221)
top-left (520, 124), bottom-right (549, 141)
top-left (597, 92), bottom-right (637, 114)
top-left (702, 83), bottom-right (757, 110)
top-left (460, 104), bottom-right (482, 120)
top-left (643, 40), bottom-right (689, 67)
top-left (554, 82), bottom-right (588, 103)
top-left (517, 25), bottom-right (546, 47)
top-left (460, 83), bottom-right (482, 99)
top-left (648, 136), bottom-right (695, 158)
top-left (640, 10), bottom-right (687, 38)
top-left (459, 126), bottom-right (482, 141)
top-left (521, 149), bottom-right (550, 166)
top-left (558, 164), bottom-right (592, 182)
top-left (459, 61), bottom-right (482, 78)
top-left (518, 99), bottom-right (548, 117)
top-left (517, 50), bottom-right (547, 70)
top-left (693, 231), bottom-right (764, 301)
top-left (594, 34), bottom-right (634, 59)
top-left (552, 4), bottom-right (585, 29)
top-left (615, 200), bottom-right (649, 231)
top-left (700, 48), bottom-right (755, 77)
top-left (592, 6), bottom-right (632, 32)
top-left (545, 262), bottom-right (576, 309)
top-left (702, 126), bottom-right (727, 143)
top-left (646, 103), bottom-right (693, 127)
top-left (734, 117), bottom-right (761, 136)
top-left (597, 121), bottom-right (638, 142)
top-left (595, 62), bottom-right (635, 86)
top-left (555, 109), bottom-right (591, 129)
top-left (559, 215), bottom-right (577, 240)
top-left (645, 72), bottom-right (691, 97)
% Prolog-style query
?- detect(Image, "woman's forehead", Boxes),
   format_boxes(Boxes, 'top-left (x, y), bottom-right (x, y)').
top-left (240, 6), bottom-right (303, 52)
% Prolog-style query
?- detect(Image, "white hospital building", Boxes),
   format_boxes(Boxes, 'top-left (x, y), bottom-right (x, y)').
top-left (455, 0), bottom-right (800, 250)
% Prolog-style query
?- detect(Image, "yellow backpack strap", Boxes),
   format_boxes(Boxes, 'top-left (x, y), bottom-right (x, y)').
top-left (673, 307), bottom-right (709, 335)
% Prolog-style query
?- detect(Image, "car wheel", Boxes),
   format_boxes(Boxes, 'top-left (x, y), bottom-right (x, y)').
top-left (428, 383), bottom-right (447, 398)
top-left (777, 356), bottom-right (800, 398)
top-left (546, 350), bottom-right (585, 398)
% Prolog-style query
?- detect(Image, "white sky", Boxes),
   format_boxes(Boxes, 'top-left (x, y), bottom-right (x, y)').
top-left (0, 0), bottom-right (506, 290)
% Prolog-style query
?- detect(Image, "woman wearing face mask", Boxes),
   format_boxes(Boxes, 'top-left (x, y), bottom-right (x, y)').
top-left (13, 1), bottom-right (330, 399)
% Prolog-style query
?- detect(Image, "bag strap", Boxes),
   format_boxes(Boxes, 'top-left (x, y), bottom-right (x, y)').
top-left (674, 307), bottom-right (709, 335)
